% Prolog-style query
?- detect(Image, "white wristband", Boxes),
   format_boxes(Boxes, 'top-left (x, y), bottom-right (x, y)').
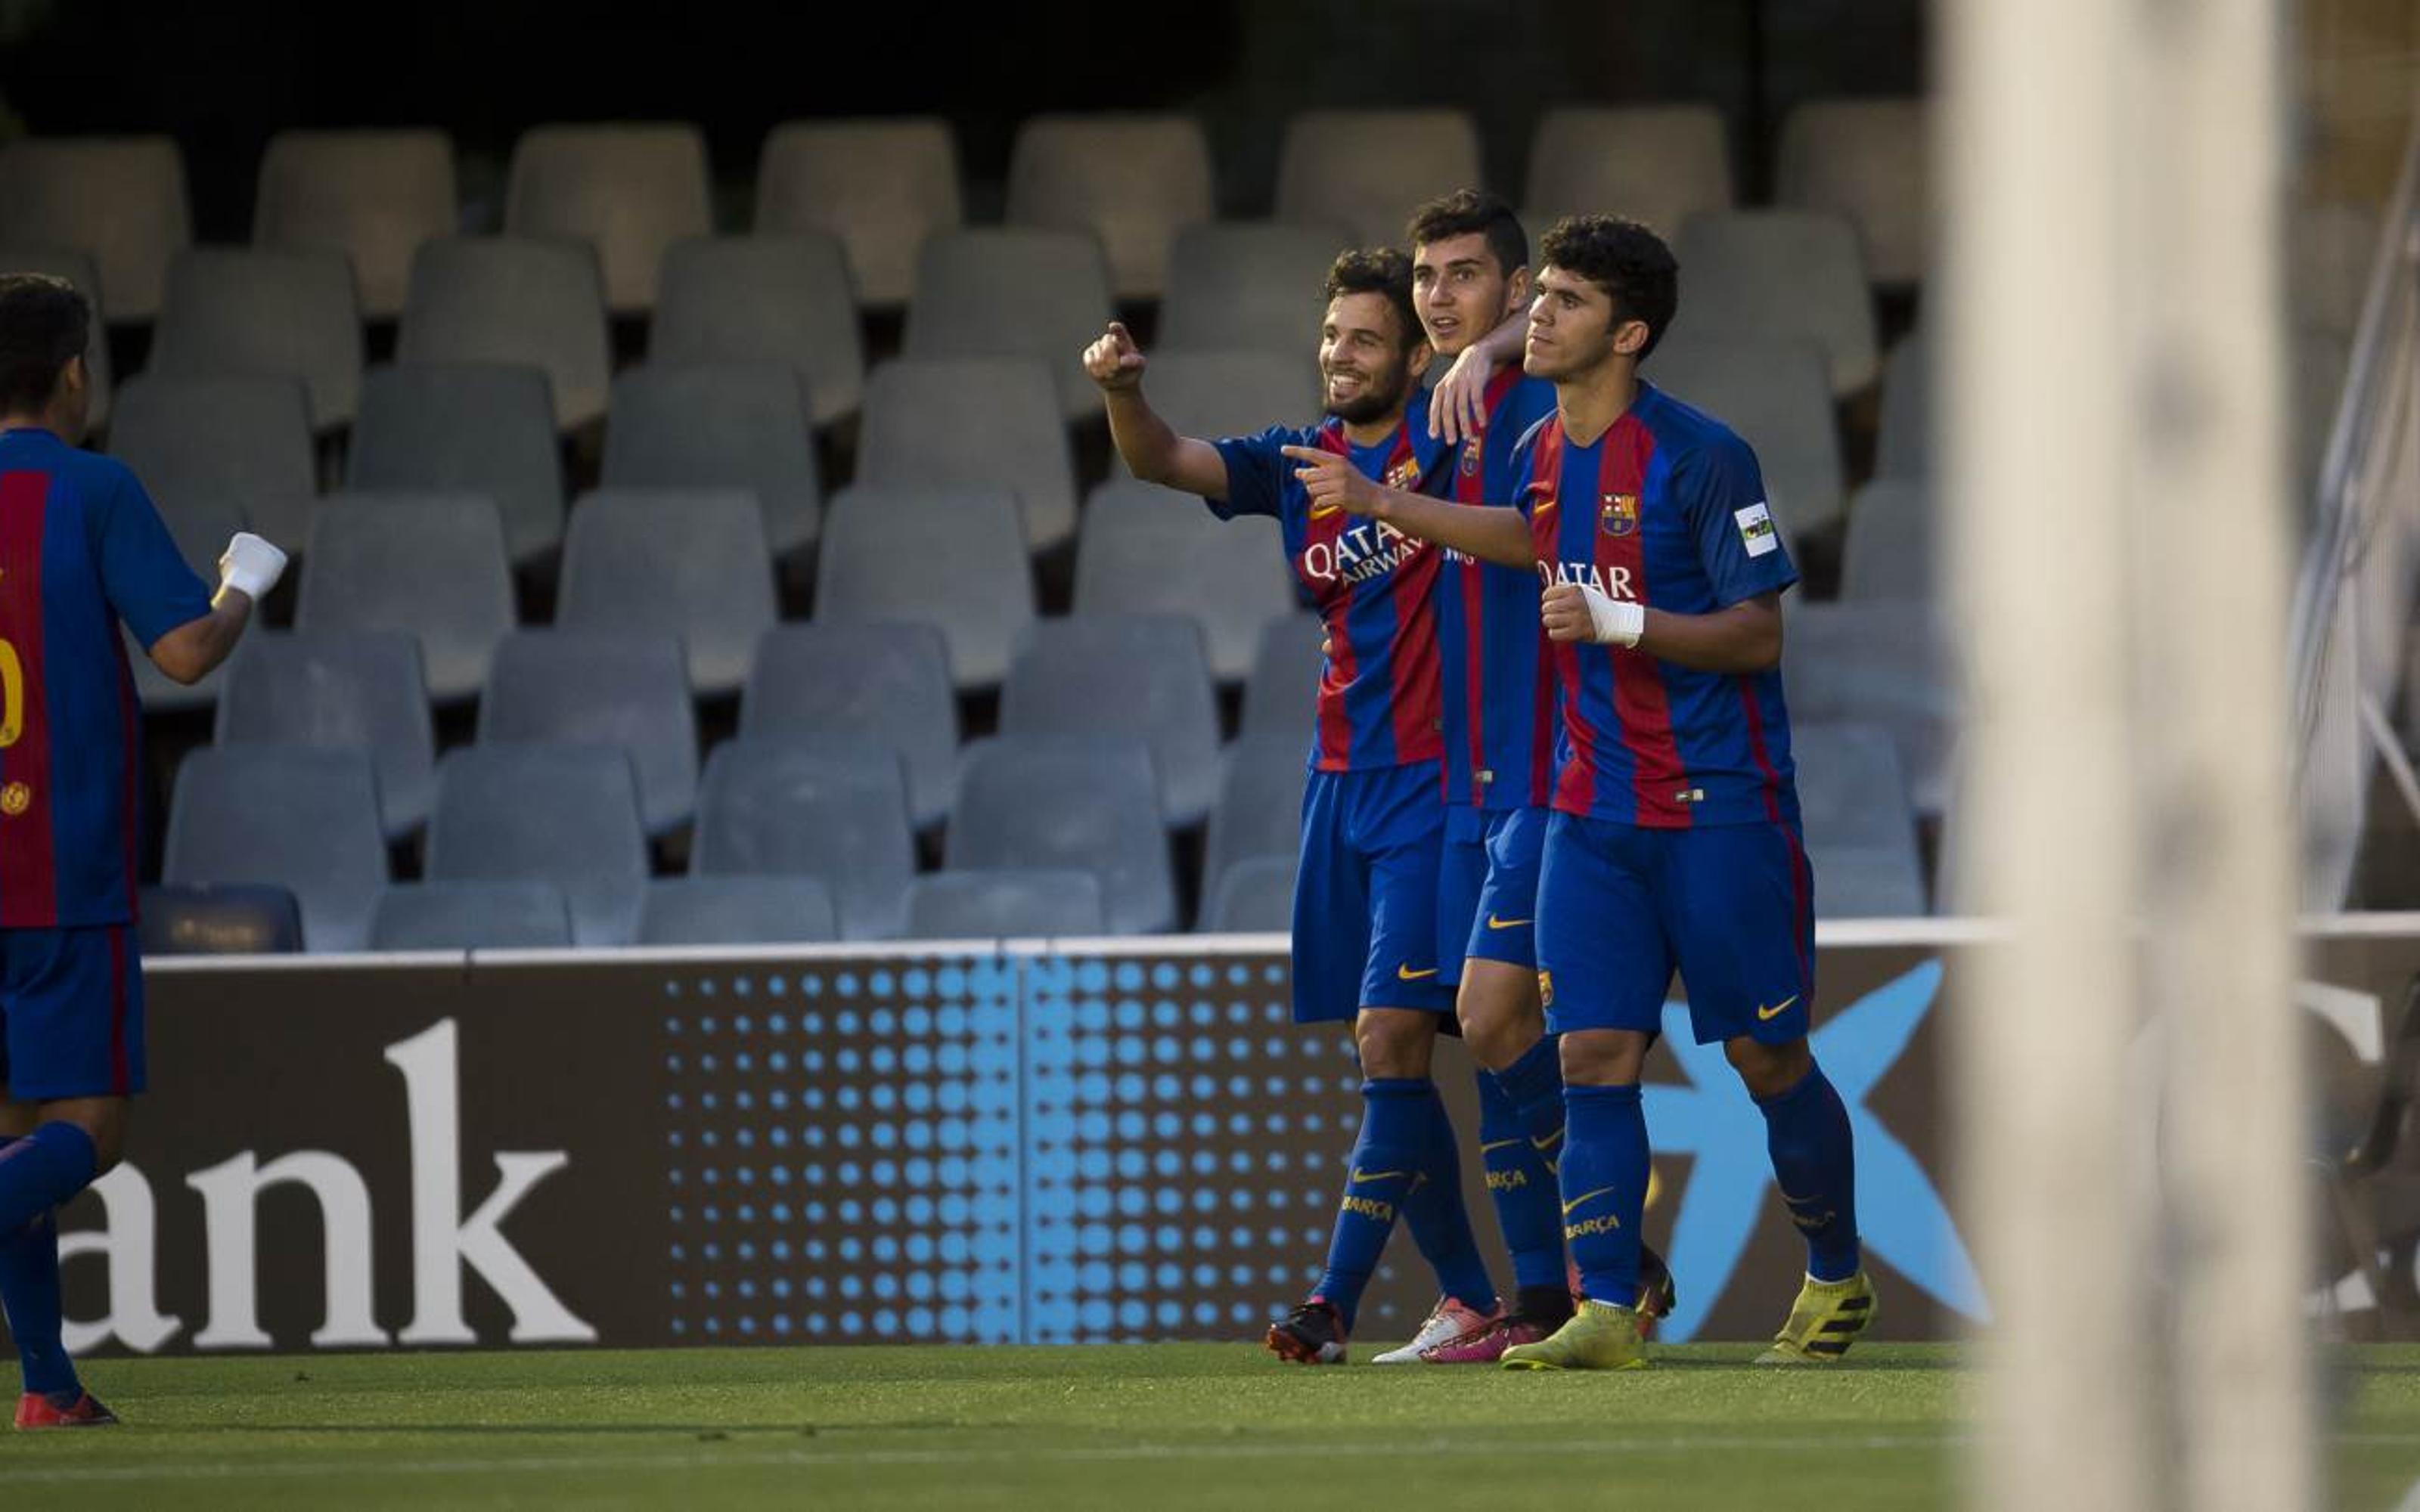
top-left (1578, 583), bottom-right (1646, 648)
top-left (216, 531), bottom-right (288, 604)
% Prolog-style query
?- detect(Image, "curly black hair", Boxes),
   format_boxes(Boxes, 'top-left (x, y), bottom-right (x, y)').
top-left (1406, 189), bottom-right (1528, 280)
top-left (1322, 247), bottom-right (1423, 355)
top-left (1537, 215), bottom-right (1679, 359)
top-left (0, 274), bottom-right (88, 417)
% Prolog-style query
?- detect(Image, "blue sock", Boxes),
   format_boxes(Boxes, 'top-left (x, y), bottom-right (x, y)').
top-left (0, 1124), bottom-right (95, 1237)
top-left (1559, 1084), bottom-right (1649, 1305)
top-left (1494, 1034), bottom-right (1567, 1177)
top-left (0, 1136), bottom-right (77, 1398)
top-left (1314, 1080), bottom-right (1430, 1330)
top-left (1397, 1082), bottom-right (1497, 1312)
top-left (1756, 1063), bottom-right (1862, 1282)
top-left (1475, 1069), bottom-right (1565, 1294)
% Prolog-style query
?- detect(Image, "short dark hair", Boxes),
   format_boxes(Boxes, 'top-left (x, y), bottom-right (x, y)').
top-left (1323, 247), bottom-right (1423, 354)
top-left (1538, 215), bottom-right (1680, 359)
top-left (1407, 189), bottom-right (1528, 280)
top-left (0, 274), bottom-right (88, 417)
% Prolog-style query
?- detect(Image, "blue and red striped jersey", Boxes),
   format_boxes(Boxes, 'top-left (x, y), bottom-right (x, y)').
top-left (0, 429), bottom-right (211, 927)
top-left (1514, 382), bottom-right (1801, 829)
top-left (1208, 388), bottom-right (1453, 773)
top-left (1435, 367), bottom-right (1560, 811)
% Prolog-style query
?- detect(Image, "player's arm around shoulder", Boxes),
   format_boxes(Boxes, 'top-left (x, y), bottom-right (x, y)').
top-left (1081, 322), bottom-right (1230, 499)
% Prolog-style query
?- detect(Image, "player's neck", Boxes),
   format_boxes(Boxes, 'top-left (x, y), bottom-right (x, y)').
top-left (1554, 364), bottom-right (1640, 448)
top-left (1340, 407), bottom-right (1404, 449)
top-left (0, 411), bottom-right (55, 438)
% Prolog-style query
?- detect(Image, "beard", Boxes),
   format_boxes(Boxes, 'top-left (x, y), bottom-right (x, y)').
top-left (1322, 362), bottom-right (1413, 425)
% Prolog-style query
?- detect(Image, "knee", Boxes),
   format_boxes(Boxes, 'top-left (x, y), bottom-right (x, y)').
top-left (42, 1099), bottom-right (126, 1175)
top-left (1354, 1010), bottom-right (1438, 1079)
top-left (1559, 1030), bottom-right (1649, 1086)
top-left (1454, 968), bottom-right (1543, 1070)
top-left (1724, 1036), bottom-right (1813, 1100)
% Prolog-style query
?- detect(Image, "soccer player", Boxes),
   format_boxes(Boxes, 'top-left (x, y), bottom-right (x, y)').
top-left (1082, 249), bottom-right (1502, 1365)
top-left (0, 274), bottom-right (284, 1426)
top-left (1283, 216), bottom-right (1874, 1371)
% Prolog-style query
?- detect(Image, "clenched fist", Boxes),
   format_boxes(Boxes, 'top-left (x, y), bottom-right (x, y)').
top-left (1082, 321), bottom-right (1148, 393)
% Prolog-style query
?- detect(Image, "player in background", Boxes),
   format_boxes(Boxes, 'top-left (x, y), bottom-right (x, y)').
top-left (1083, 249), bottom-right (1502, 1365)
top-left (1283, 217), bottom-right (1873, 1371)
top-left (0, 274), bottom-right (283, 1427)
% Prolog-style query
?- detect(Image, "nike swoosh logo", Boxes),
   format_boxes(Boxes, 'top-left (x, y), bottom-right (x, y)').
top-left (1397, 965), bottom-right (1439, 981)
top-left (1531, 1129), bottom-right (1565, 1149)
top-left (1757, 996), bottom-right (1801, 1022)
top-left (1562, 1185), bottom-right (1621, 1219)
top-left (1308, 502), bottom-right (1342, 519)
top-left (1486, 915), bottom-right (1531, 930)
top-left (1350, 1168), bottom-right (1412, 1185)
top-left (1480, 1139), bottom-right (1527, 1154)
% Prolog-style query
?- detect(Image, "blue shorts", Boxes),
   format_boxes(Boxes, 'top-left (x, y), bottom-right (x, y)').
top-left (0, 925), bottom-right (146, 1100)
top-left (1291, 761), bottom-right (1454, 1024)
top-left (1435, 806), bottom-right (1487, 988)
top-left (1463, 806), bottom-right (1548, 971)
top-left (1535, 812), bottom-right (1815, 1046)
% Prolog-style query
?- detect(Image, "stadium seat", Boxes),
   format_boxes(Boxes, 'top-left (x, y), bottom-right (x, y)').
top-left (1117, 351), bottom-right (1321, 472)
top-left (637, 876), bottom-right (839, 946)
top-left (691, 736), bottom-right (916, 940)
top-left (125, 492), bottom-right (244, 714)
top-left (1202, 733), bottom-right (1311, 907)
top-left (253, 129), bottom-right (458, 321)
top-left (602, 362), bottom-right (822, 557)
top-left (1873, 327), bottom-right (1931, 480)
top-left (556, 488), bottom-right (776, 698)
top-left (369, 880), bottom-right (572, 950)
top-left (1073, 480), bottom-right (1292, 684)
top-left (479, 629), bottom-right (699, 836)
top-left (650, 235), bottom-right (864, 426)
top-left (999, 614), bottom-right (1222, 828)
top-left (1675, 211), bottom-right (1880, 397)
top-left (742, 621), bottom-right (959, 830)
top-left (0, 246), bottom-right (110, 426)
top-left (107, 373), bottom-right (318, 553)
top-left (505, 123), bottom-right (712, 315)
top-left (1161, 222), bottom-right (1353, 355)
top-left (0, 135), bottom-right (190, 321)
top-left (949, 735), bottom-right (1175, 935)
top-left (1791, 721), bottom-right (1928, 918)
top-left (813, 485), bottom-right (1035, 691)
top-left (1274, 110), bottom-right (1482, 249)
top-left (1524, 106), bottom-right (1736, 240)
top-left (1005, 114), bottom-right (1214, 299)
top-left (347, 364), bottom-right (564, 565)
top-left (215, 630), bottom-right (436, 841)
top-left (397, 237), bottom-right (611, 429)
top-left (138, 883), bottom-right (305, 956)
top-left (1783, 602), bottom-right (1959, 820)
top-left (1242, 612), bottom-right (1324, 736)
top-left (163, 747), bottom-right (387, 953)
top-left (1202, 853), bottom-right (1296, 932)
top-left (902, 229), bottom-right (1115, 422)
top-left (296, 492), bottom-right (516, 703)
top-left (150, 247), bottom-right (364, 431)
top-left (755, 118), bottom-right (963, 309)
top-left (901, 869), bottom-right (1106, 940)
top-left (857, 358), bottom-right (1075, 553)
top-left (426, 745), bottom-right (648, 947)
top-left (1839, 478), bottom-right (1936, 603)
top-left (1641, 335), bottom-right (1845, 542)
top-left (1776, 99), bottom-right (1931, 286)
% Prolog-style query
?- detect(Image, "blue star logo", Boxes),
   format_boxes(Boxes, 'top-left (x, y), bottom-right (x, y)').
top-left (1642, 961), bottom-right (1989, 1340)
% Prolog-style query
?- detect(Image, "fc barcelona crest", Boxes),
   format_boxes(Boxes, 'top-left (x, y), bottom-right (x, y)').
top-left (1385, 457), bottom-right (1423, 491)
top-left (1458, 437), bottom-right (1482, 478)
top-left (1600, 492), bottom-right (1639, 536)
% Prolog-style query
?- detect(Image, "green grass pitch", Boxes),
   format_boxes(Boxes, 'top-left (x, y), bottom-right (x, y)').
top-left (3, 1344), bottom-right (2415, 1509)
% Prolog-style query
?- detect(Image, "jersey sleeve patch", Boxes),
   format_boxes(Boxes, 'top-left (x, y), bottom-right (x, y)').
top-left (1733, 501), bottom-right (1780, 558)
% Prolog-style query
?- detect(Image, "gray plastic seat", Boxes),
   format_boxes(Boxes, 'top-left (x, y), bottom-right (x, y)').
top-left (1776, 99), bottom-right (1930, 286)
top-left (1005, 114), bottom-right (1213, 299)
top-left (0, 246), bottom-right (110, 426)
top-left (108, 373), bottom-right (317, 552)
top-left (427, 745), bottom-right (647, 947)
top-left (126, 491), bottom-right (243, 714)
top-left (370, 881), bottom-right (572, 950)
top-left (253, 129), bottom-right (458, 321)
top-left (1120, 352), bottom-right (1321, 475)
top-left (858, 358), bottom-right (1075, 551)
top-left (1676, 211), bottom-right (1879, 397)
top-left (1242, 612), bottom-right (1326, 736)
top-left (398, 237), bottom-right (610, 429)
top-left (1643, 336), bottom-right (1844, 542)
top-left (1000, 615), bottom-right (1221, 828)
top-left (903, 229), bottom-right (1113, 422)
top-left (1783, 603), bottom-right (1959, 820)
top-left (1162, 222), bottom-right (1352, 355)
top-left (215, 630), bottom-right (435, 841)
top-left (692, 737), bottom-right (915, 940)
top-left (1274, 110), bottom-right (1481, 249)
top-left (347, 364), bottom-right (564, 564)
top-left (1201, 733), bottom-right (1311, 905)
top-left (505, 123), bottom-right (712, 315)
top-left (1791, 721), bottom-right (1927, 919)
top-left (650, 235), bottom-right (864, 425)
top-left (0, 136), bottom-right (190, 320)
top-left (638, 876), bottom-right (839, 947)
top-left (163, 747), bottom-right (387, 953)
top-left (603, 363), bottom-right (822, 556)
top-left (1874, 327), bottom-right (1931, 480)
top-left (479, 630), bottom-right (698, 835)
top-left (1525, 106), bottom-right (1734, 237)
top-left (1840, 479), bottom-right (1936, 603)
top-left (1075, 480), bottom-right (1292, 684)
top-left (139, 883), bottom-right (304, 956)
top-left (755, 119), bottom-right (962, 308)
top-left (816, 485), bottom-right (1035, 691)
top-left (743, 621), bottom-right (958, 829)
top-left (1203, 853), bottom-right (1296, 933)
top-left (556, 488), bottom-right (776, 698)
top-left (150, 247), bottom-right (364, 429)
top-left (949, 735), bottom-right (1174, 935)
top-left (297, 492), bottom-right (517, 703)
top-left (902, 869), bottom-right (1106, 940)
